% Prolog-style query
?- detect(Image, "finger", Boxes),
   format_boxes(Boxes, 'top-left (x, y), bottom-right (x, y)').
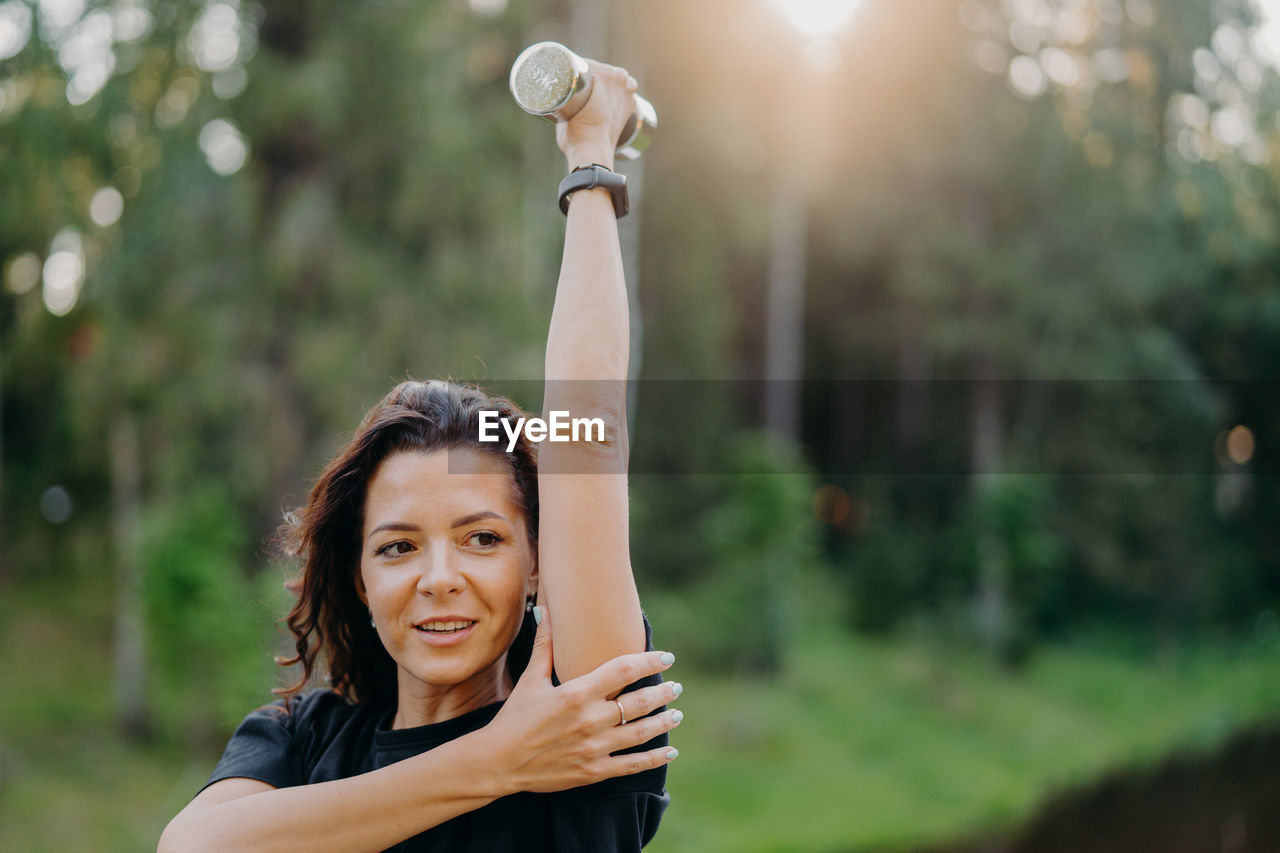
top-left (598, 743), bottom-right (681, 780)
top-left (521, 605), bottom-right (553, 682)
top-left (574, 650), bottom-right (675, 698)
top-left (608, 707), bottom-right (683, 753)
top-left (618, 679), bottom-right (682, 724)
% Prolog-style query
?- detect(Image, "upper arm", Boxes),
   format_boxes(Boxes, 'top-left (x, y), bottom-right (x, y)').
top-left (187, 777), bottom-right (278, 810)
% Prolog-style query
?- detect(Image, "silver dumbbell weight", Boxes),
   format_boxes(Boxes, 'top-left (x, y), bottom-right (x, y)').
top-left (509, 41), bottom-right (658, 160)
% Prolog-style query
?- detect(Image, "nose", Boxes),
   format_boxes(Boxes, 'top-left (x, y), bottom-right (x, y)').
top-left (415, 545), bottom-right (466, 597)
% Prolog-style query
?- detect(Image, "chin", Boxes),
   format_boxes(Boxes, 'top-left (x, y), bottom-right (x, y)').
top-left (411, 652), bottom-right (506, 688)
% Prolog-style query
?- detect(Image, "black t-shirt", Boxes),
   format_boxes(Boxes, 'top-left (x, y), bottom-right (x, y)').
top-left (202, 626), bottom-right (669, 851)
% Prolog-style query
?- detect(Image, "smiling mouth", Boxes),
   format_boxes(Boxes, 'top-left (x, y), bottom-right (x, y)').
top-left (415, 620), bottom-right (477, 634)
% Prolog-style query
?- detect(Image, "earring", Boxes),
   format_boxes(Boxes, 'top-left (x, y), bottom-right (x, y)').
top-left (525, 596), bottom-right (534, 613)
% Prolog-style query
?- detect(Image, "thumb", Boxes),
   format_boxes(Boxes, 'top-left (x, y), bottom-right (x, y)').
top-left (523, 605), bottom-right (553, 681)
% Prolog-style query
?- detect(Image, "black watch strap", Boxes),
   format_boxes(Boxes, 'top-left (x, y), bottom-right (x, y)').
top-left (558, 164), bottom-right (629, 219)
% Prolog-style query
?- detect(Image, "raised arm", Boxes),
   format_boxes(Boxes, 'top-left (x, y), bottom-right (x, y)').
top-left (537, 63), bottom-right (646, 682)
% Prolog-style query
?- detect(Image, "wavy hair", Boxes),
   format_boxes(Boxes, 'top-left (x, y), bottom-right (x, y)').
top-left (274, 379), bottom-right (539, 707)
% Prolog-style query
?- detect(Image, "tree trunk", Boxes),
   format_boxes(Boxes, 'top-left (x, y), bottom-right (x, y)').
top-left (970, 352), bottom-right (1008, 660)
top-left (964, 187), bottom-right (1010, 662)
top-left (764, 176), bottom-right (806, 442)
top-left (111, 412), bottom-right (151, 740)
top-left (895, 339), bottom-right (931, 475)
top-left (0, 345), bottom-right (6, 582)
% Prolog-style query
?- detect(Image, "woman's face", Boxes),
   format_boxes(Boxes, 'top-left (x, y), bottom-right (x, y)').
top-left (358, 448), bottom-right (536, 701)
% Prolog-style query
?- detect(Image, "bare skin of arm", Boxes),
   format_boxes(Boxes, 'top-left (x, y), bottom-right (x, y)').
top-left (158, 619), bottom-right (680, 853)
top-left (538, 63), bottom-right (647, 683)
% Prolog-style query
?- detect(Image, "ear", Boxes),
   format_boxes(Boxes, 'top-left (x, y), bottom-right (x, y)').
top-left (526, 558), bottom-right (539, 600)
top-left (354, 566), bottom-right (368, 608)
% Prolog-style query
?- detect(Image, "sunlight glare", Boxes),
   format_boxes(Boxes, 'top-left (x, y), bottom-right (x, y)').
top-left (770, 0), bottom-right (864, 37)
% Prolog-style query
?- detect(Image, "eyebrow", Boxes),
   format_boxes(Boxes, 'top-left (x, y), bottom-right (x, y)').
top-left (366, 522), bottom-right (420, 542)
top-left (450, 511), bottom-right (509, 530)
top-left (365, 512), bottom-right (510, 542)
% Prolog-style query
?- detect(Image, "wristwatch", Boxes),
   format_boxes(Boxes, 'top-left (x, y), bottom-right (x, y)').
top-left (558, 164), bottom-right (629, 219)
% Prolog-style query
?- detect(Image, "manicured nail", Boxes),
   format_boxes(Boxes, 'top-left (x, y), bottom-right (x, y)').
top-left (670, 709), bottom-right (684, 724)
top-left (671, 682), bottom-right (683, 698)
top-left (665, 748), bottom-right (679, 760)
top-left (659, 652), bottom-right (675, 666)
top-left (532, 606), bottom-right (543, 626)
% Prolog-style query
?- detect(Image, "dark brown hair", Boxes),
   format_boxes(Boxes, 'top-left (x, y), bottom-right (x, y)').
top-left (275, 379), bottom-right (539, 707)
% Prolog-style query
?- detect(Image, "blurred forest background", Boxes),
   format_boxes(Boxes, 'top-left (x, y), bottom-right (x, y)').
top-left (2, 0), bottom-right (1279, 850)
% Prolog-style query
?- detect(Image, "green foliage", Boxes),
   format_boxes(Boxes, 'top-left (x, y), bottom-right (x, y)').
top-left (643, 433), bottom-right (820, 675)
top-left (142, 485), bottom-right (278, 734)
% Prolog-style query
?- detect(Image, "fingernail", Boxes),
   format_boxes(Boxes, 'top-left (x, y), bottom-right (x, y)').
top-left (671, 682), bottom-right (683, 698)
top-left (670, 709), bottom-right (684, 724)
top-left (665, 748), bottom-right (679, 760)
top-left (659, 652), bottom-right (675, 666)
top-left (532, 606), bottom-right (543, 626)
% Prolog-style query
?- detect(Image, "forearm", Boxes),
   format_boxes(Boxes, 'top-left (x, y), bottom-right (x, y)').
top-left (159, 729), bottom-right (509, 853)
top-left (545, 147), bottom-right (629, 395)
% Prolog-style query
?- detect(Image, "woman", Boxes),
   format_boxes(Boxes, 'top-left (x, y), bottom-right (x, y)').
top-left (159, 61), bottom-right (681, 852)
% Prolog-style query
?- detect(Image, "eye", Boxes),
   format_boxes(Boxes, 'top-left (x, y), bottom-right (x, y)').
top-left (467, 531), bottom-right (504, 549)
top-left (374, 540), bottom-right (414, 558)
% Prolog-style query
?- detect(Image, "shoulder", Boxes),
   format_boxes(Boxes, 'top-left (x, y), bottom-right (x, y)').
top-left (260, 689), bottom-right (377, 751)
top-left (232, 689), bottom-right (352, 733)
top-left (202, 690), bottom-right (376, 793)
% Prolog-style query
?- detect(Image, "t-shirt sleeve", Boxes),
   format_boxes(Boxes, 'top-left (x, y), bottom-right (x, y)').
top-left (549, 612), bottom-right (670, 849)
top-left (200, 701), bottom-right (306, 793)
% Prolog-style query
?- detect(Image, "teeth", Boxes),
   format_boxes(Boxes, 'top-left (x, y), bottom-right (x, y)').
top-left (417, 621), bottom-right (474, 632)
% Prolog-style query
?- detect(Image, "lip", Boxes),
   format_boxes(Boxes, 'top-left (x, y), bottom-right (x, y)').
top-left (412, 617), bottom-right (478, 648)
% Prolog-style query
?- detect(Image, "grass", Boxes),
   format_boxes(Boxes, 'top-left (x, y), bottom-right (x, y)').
top-left (2, 574), bottom-right (1278, 852)
top-left (648, 622), bottom-right (1280, 852)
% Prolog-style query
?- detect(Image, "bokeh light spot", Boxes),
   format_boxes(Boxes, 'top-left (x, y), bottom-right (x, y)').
top-left (42, 227), bottom-right (84, 316)
top-left (188, 2), bottom-right (241, 72)
top-left (1124, 0), bottom-right (1154, 27)
top-left (212, 65), bottom-right (248, 99)
top-left (468, 0), bottom-right (507, 15)
top-left (40, 486), bottom-right (74, 524)
top-left (38, 0), bottom-right (85, 35)
top-left (5, 252), bottom-right (41, 294)
top-left (1040, 47), bottom-right (1080, 87)
top-left (1210, 104), bottom-right (1251, 149)
top-left (970, 40), bottom-right (1008, 75)
top-left (1227, 425), bottom-right (1255, 465)
top-left (0, 0), bottom-right (33, 61)
top-left (1093, 48), bottom-right (1127, 83)
top-left (199, 118), bottom-right (249, 175)
top-left (813, 484), bottom-right (852, 526)
top-left (89, 186), bottom-right (124, 226)
top-left (113, 2), bottom-right (152, 43)
top-left (1008, 54), bottom-right (1047, 99)
top-left (958, 1), bottom-right (992, 33)
top-left (114, 164), bottom-right (142, 198)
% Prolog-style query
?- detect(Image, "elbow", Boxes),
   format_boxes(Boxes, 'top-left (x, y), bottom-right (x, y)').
top-left (538, 410), bottom-right (628, 471)
top-left (158, 817), bottom-right (211, 853)
top-left (157, 820), bottom-right (188, 853)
